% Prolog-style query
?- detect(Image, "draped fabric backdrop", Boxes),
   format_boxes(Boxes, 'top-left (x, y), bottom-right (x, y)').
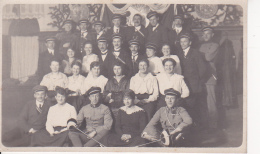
top-left (10, 36), bottom-right (39, 83)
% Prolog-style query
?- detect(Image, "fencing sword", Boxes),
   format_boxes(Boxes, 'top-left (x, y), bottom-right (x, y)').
top-left (69, 125), bottom-right (106, 147)
top-left (112, 52), bottom-right (126, 65)
top-left (134, 27), bottom-right (145, 38)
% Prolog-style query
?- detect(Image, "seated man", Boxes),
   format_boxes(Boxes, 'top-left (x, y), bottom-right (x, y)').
top-left (68, 87), bottom-right (113, 147)
top-left (2, 85), bottom-right (51, 147)
top-left (142, 88), bottom-right (192, 147)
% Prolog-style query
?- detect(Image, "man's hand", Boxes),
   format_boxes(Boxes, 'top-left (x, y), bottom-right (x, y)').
top-left (29, 128), bottom-right (37, 134)
top-left (142, 132), bottom-right (157, 141)
top-left (121, 134), bottom-right (131, 142)
top-left (88, 130), bottom-right (97, 138)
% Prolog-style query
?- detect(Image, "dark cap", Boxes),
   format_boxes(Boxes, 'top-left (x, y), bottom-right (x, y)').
top-left (86, 87), bottom-right (101, 96)
top-left (164, 88), bottom-right (180, 97)
top-left (147, 11), bottom-right (158, 19)
top-left (78, 19), bottom-right (89, 25)
top-left (93, 21), bottom-right (105, 27)
top-left (112, 14), bottom-right (121, 20)
top-left (129, 39), bottom-right (140, 46)
top-left (146, 42), bottom-right (158, 51)
top-left (179, 32), bottom-right (192, 40)
top-left (173, 15), bottom-right (184, 20)
top-left (64, 20), bottom-right (74, 25)
top-left (202, 27), bottom-right (214, 32)
top-left (45, 36), bottom-right (56, 42)
top-left (123, 89), bottom-right (135, 100)
top-left (112, 33), bottom-right (123, 40)
top-left (97, 37), bottom-right (107, 43)
top-left (33, 85), bottom-right (47, 93)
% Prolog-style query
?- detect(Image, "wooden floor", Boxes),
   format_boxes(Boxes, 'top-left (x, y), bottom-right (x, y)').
top-left (1, 80), bottom-right (244, 148)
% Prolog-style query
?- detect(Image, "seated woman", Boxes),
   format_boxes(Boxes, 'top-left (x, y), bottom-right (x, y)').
top-left (68, 87), bottom-right (113, 147)
top-left (142, 88), bottom-right (192, 147)
top-left (130, 59), bottom-right (159, 120)
top-left (81, 61), bottom-right (108, 96)
top-left (66, 61), bottom-right (86, 113)
top-left (31, 86), bottom-right (77, 147)
top-left (81, 41), bottom-right (99, 76)
top-left (160, 44), bottom-right (182, 75)
top-left (103, 62), bottom-right (130, 117)
top-left (62, 47), bottom-right (81, 76)
top-left (102, 89), bottom-right (147, 147)
top-left (145, 43), bottom-right (165, 76)
top-left (40, 58), bottom-right (68, 102)
top-left (156, 58), bottom-right (189, 110)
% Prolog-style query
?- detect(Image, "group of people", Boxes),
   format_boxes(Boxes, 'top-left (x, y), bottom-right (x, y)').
top-left (3, 11), bottom-right (223, 147)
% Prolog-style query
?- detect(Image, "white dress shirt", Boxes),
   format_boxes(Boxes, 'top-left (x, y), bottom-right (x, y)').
top-left (148, 56), bottom-right (165, 75)
top-left (101, 50), bottom-right (108, 61)
top-left (40, 72), bottom-right (68, 91)
top-left (156, 73), bottom-right (189, 98)
top-left (130, 73), bottom-right (159, 102)
top-left (183, 46), bottom-right (191, 57)
top-left (36, 100), bottom-right (44, 109)
top-left (174, 26), bottom-right (182, 35)
top-left (81, 73), bottom-right (108, 94)
top-left (113, 26), bottom-right (120, 33)
top-left (48, 49), bottom-right (54, 55)
top-left (135, 25), bottom-right (141, 32)
top-left (46, 103), bottom-right (77, 134)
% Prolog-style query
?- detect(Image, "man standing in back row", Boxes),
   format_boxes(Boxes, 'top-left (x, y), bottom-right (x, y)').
top-left (199, 27), bottom-right (220, 131)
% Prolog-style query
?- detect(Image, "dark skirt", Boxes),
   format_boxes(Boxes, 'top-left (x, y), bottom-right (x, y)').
top-left (30, 127), bottom-right (69, 147)
top-left (135, 93), bottom-right (156, 120)
top-left (102, 133), bottom-right (146, 147)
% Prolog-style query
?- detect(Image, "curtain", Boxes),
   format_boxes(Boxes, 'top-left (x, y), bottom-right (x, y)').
top-left (10, 36), bottom-right (39, 83)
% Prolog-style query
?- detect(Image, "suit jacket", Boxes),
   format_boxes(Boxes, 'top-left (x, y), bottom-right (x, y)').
top-left (177, 47), bottom-right (207, 94)
top-left (91, 30), bottom-right (108, 55)
top-left (38, 50), bottom-right (62, 81)
top-left (96, 50), bottom-right (111, 78)
top-left (130, 54), bottom-right (146, 77)
top-left (18, 100), bottom-right (52, 132)
top-left (75, 30), bottom-right (96, 58)
top-left (168, 27), bottom-right (189, 54)
top-left (107, 49), bottom-right (132, 79)
top-left (146, 24), bottom-right (169, 56)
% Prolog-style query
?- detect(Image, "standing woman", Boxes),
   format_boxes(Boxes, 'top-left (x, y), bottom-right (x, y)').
top-left (156, 58), bottom-right (189, 110)
top-left (62, 47), bottom-right (81, 76)
top-left (31, 86), bottom-right (77, 146)
top-left (102, 89), bottom-right (147, 147)
top-left (81, 41), bottom-right (99, 76)
top-left (103, 62), bottom-right (130, 117)
top-left (160, 44), bottom-right (182, 75)
top-left (130, 59), bottom-right (159, 120)
top-left (66, 61), bottom-right (86, 113)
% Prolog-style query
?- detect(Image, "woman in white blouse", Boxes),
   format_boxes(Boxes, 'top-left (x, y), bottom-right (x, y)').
top-left (31, 86), bottom-right (77, 147)
top-left (66, 61), bottom-right (86, 113)
top-left (156, 58), bottom-right (189, 110)
top-left (40, 58), bottom-right (68, 102)
top-left (160, 43), bottom-right (182, 75)
top-left (130, 59), bottom-right (159, 120)
top-left (81, 41), bottom-right (99, 76)
top-left (81, 61), bottom-right (108, 96)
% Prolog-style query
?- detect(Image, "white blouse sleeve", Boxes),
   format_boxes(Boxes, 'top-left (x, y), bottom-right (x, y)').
top-left (173, 56), bottom-right (182, 75)
top-left (46, 107), bottom-right (54, 134)
top-left (147, 77), bottom-right (159, 102)
top-left (180, 77), bottom-right (190, 98)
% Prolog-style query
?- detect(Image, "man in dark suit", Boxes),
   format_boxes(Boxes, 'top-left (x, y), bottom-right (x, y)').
top-left (96, 37), bottom-right (111, 78)
top-left (92, 21), bottom-right (107, 54)
top-left (126, 14), bottom-right (147, 55)
top-left (177, 33), bottom-right (207, 128)
top-left (2, 85), bottom-right (52, 147)
top-left (128, 39), bottom-right (146, 77)
top-left (107, 34), bottom-right (132, 78)
top-left (106, 14), bottom-right (128, 50)
top-left (75, 19), bottom-right (96, 58)
top-left (38, 37), bottom-right (62, 81)
top-left (168, 15), bottom-right (190, 54)
top-left (145, 11), bottom-right (168, 56)
top-left (56, 20), bottom-right (78, 58)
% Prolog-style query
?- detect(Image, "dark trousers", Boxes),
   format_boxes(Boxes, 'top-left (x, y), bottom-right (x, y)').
top-left (2, 127), bottom-right (31, 147)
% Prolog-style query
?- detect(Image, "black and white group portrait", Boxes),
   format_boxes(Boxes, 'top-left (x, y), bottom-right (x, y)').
top-left (1, 2), bottom-right (245, 151)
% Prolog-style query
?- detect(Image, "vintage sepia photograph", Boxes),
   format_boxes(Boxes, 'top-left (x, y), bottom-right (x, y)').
top-left (0, 0), bottom-right (246, 152)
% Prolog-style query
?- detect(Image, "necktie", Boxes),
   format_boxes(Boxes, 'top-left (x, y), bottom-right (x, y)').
top-left (132, 55), bottom-right (137, 68)
top-left (37, 104), bottom-right (42, 113)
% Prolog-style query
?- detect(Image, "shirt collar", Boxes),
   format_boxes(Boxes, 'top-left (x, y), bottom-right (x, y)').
top-left (36, 100), bottom-right (44, 107)
top-left (101, 49), bottom-right (108, 55)
top-left (113, 26), bottom-right (120, 32)
top-left (48, 49), bottom-right (54, 54)
top-left (114, 48), bottom-right (121, 52)
top-left (135, 25), bottom-right (141, 31)
top-left (152, 24), bottom-right (159, 31)
top-left (183, 46), bottom-right (191, 56)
